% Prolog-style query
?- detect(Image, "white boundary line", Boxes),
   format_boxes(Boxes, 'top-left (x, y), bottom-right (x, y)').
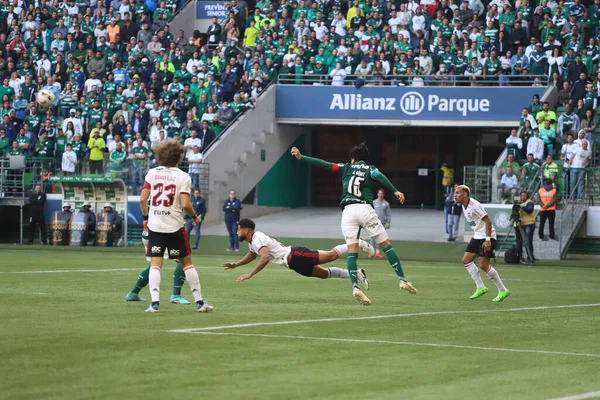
top-left (548, 391), bottom-right (600, 400)
top-left (168, 303), bottom-right (600, 333)
top-left (0, 268), bottom-right (142, 274)
top-left (186, 331), bottom-right (600, 358)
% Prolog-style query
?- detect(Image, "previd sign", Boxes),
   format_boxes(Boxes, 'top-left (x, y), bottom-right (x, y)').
top-left (196, 1), bottom-right (228, 19)
top-left (275, 86), bottom-right (543, 121)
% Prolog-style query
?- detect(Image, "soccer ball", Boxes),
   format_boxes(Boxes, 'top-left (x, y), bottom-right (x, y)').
top-left (36, 89), bottom-right (55, 108)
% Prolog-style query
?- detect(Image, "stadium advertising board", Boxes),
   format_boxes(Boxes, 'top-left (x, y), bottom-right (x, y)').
top-left (196, 1), bottom-right (227, 19)
top-left (275, 86), bottom-right (543, 122)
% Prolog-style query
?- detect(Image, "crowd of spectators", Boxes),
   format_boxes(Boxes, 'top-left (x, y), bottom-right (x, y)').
top-left (499, 90), bottom-right (596, 202)
top-left (0, 0), bottom-right (265, 195)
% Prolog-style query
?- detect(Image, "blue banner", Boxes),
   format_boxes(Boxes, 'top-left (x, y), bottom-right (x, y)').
top-left (196, 1), bottom-right (227, 19)
top-left (275, 86), bottom-right (543, 121)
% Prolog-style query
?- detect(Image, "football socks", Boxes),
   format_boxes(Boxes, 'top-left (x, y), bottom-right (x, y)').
top-left (347, 253), bottom-right (360, 290)
top-left (131, 266), bottom-right (150, 294)
top-left (383, 244), bottom-right (406, 281)
top-left (172, 263), bottom-right (185, 296)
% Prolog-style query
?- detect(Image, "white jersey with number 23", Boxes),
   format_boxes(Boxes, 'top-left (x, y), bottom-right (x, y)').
top-left (143, 166), bottom-right (191, 233)
top-left (462, 198), bottom-right (497, 240)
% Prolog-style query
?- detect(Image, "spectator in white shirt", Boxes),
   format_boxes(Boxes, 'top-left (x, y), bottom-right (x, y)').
top-left (151, 130), bottom-right (168, 150)
top-left (527, 128), bottom-right (545, 162)
top-left (331, 13), bottom-right (347, 37)
top-left (568, 139), bottom-right (592, 198)
top-left (61, 143), bottom-right (77, 175)
top-left (505, 128), bottom-right (523, 157)
top-left (330, 62), bottom-right (347, 86)
top-left (62, 108), bottom-right (83, 136)
top-left (84, 71), bottom-right (102, 93)
top-left (187, 145), bottom-right (204, 189)
top-left (388, 10), bottom-right (401, 34)
top-left (521, 108), bottom-right (538, 129)
top-left (561, 133), bottom-right (580, 164)
top-left (499, 167), bottom-right (519, 202)
top-left (184, 129), bottom-right (202, 159)
top-left (398, 4), bottom-right (411, 26)
top-left (108, 134), bottom-right (124, 153)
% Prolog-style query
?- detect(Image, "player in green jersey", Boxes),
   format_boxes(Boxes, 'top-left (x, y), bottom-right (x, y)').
top-left (291, 143), bottom-right (417, 305)
top-left (125, 231), bottom-right (191, 304)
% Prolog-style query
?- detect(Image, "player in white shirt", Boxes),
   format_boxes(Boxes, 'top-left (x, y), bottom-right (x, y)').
top-left (455, 185), bottom-right (510, 302)
top-left (223, 218), bottom-right (373, 288)
top-left (140, 141), bottom-right (213, 313)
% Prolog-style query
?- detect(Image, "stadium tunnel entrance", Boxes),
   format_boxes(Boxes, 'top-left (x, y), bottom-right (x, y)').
top-left (306, 124), bottom-right (508, 208)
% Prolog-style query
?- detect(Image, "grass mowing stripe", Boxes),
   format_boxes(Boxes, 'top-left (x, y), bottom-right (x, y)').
top-left (189, 332), bottom-right (600, 358)
top-left (168, 303), bottom-right (600, 333)
top-left (548, 391), bottom-right (600, 400)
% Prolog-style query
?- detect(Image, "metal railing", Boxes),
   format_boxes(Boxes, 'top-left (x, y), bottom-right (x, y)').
top-left (277, 73), bottom-right (547, 87)
top-left (559, 170), bottom-right (588, 258)
top-left (0, 157), bottom-right (210, 198)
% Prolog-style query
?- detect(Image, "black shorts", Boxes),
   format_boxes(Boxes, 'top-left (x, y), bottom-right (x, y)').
top-left (288, 246), bottom-right (320, 277)
top-left (466, 238), bottom-right (497, 259)
top-left (147, 228), bottom-right (191, 259)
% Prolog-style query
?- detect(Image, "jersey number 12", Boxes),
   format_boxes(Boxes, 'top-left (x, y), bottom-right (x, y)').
top-left (348, 176), bottom-right (364, 197)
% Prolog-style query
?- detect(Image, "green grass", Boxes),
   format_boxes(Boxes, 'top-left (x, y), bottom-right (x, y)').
top-left (1, 245), bottom-right (599, 400)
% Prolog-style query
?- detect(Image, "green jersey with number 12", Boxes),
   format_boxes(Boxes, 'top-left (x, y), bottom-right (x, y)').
top-left (339, 161), bottom-right (378, 209)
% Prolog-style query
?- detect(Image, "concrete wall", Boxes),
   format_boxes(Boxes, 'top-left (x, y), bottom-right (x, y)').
top-left (202, 85), bottom-right (311, 225)
top-left (169, 1), bottom-right (209, 38)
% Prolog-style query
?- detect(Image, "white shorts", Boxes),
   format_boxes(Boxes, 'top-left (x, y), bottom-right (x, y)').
top-left (341, 203), bottom-right (388, 245)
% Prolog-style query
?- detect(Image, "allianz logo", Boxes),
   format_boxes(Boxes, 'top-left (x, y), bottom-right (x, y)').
top-left (329, 92), bottom-right (491, 117)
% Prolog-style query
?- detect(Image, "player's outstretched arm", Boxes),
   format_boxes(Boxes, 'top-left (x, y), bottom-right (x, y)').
top-left (223, 252), bottom-right (257, 269)
top-left (372, 169), bottom-right (405, 204)
top-left (236, 247), bottom-right (270, 282)
top-left (291, 147), bottom-right (342, 172)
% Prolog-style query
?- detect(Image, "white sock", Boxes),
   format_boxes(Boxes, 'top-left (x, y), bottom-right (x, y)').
top-left (327, 267), bottom-right (349, 279)
top-left (486, 266), bottom-right (507, 292)
top-left (464, 262), bottom-right (484, 289)
top-left (333, 244), bottom-right (348, 257)
top-left (183, 265), bottom-right (204, 302)
top-left (149, 266), bottom-right (161, 302)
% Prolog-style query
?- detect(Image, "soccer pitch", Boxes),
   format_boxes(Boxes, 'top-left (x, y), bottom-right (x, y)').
top-left (1, 244), bottom-right (599, 400)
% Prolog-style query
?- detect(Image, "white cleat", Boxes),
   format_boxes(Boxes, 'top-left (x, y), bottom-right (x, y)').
top-left (197, 302), bottom-right (214, 313)
top-left (145, 304), bottom-right (159, 312)
top-left (357, 268), bottom-right (370, 291)
top-left (359, 239), bottom-right (376, 257)
top-left (353, 288), bottom-right (371, 306)
top-left (399, 280), bottom-right (418, 294)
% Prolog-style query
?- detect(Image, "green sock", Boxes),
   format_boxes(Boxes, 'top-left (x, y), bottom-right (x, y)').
top-left (383, 244), bottom-right (406, 281)
top-left (347, 253), bottom-right (360, 290)
top-left (172, 263), bottom-right (185, 295)
top-left (132, 266), bottom-right (150, 294)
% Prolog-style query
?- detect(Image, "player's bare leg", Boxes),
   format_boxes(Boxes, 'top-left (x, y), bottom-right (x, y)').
top-left (146, 256), bottom-right (165, 312)
top-left (378, 239), bottom-right (417, 294)
top-left (178, 255), bottom-right (213, 312)
top-left (478, 257), bottom-right (510, 302)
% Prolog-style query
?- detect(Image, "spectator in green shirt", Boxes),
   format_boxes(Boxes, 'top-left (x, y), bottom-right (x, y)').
top-left (0, 130), bottom-right (9, 158)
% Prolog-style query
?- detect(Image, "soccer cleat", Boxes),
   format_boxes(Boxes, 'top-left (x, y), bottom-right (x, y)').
top-left (399, 280), bottom-right (418, 294)
top-left (492, 290), bottom-right (510, 302)
top-left (145, 304), bottom-right (159, 312)
top-left (469, 287), bottom-right (489, 300)
top-left (125, 291), bottom-right (146, 302)
top-left (359, 239), bottom-right (376, 257)
top-left (375, 253), bottom-right (384, 259)
top-left (353, 288), bottom-right (371, 305)
top-left (368, 253), bottom-right (373, 259)
top-left (357, 268), bottom-right (370, 291)
top-left (197, 301), bottom-right (214, 312)
top-left (170, 295), bottom-right (190, 305)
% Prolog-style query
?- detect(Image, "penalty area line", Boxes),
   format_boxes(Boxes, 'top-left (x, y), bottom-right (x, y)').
top-left (187, 331), bottom-right (600, 359)
top-left (168, 303), bottom-right (600, 333)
